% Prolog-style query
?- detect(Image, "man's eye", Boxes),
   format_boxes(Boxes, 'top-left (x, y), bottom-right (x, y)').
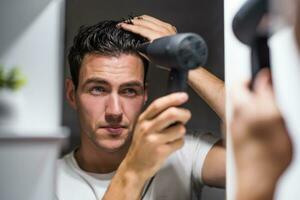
top-left (122, 88), bottom-right (138, 97)
top-left (89, 87), bottom-right (106, 95)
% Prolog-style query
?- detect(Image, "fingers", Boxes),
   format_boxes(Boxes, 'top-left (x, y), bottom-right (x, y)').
top-left (117, 14), bottom-right (177, 42)
top-left (231, 80), bottom-right (252, 109)
top-left (165, 138), bottom-right (185, 151)
top-left (152, 107), bottom-right (191, 131)
top-left (231, 68), bottom-right (274, 112)
top-left (134, 15), bottom-right (177, 33)
top-left (117, 23), bottom-right (163, 41)
top-left (137, 15), bottom-right (173, 29)
top-left (147, 123), bottom-right (186, 144)
top-left (161, 123), bottom-right (186, 143)
top-left (157, 138), bottom-right (185, 158)
top-left (131, 17), bottom-right (168, 33)
top-left (139, 92), bottom-right (188, 120)
top-left (253, 69), bottom-right (274, 97)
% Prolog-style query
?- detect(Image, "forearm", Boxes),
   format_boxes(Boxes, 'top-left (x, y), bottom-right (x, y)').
top-left (188, 67), bottom-right (225, 120)
top-left (236, 190), bottom-right (274, 200)
top-left (236, 180), bottom-right (276, 200)
top-left (201, 141), bottom-right (226, 188)
top-left (235, 170), bottom-right (278, 200)
top-left (103, 162), bottom-right (146, 200)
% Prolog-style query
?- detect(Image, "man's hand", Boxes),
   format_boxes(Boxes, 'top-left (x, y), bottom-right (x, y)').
top-left (117, 15), bottom-right (177, 41)
top-left (231, 69), bottom-right (293, 200)
top-left (103, 92), bottom-right (191, 200)
top-left (123, 92), bottom-right (191, 181)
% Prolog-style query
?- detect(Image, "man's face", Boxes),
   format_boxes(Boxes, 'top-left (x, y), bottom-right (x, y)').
top-left (68, 53), bottom-right (147, 152)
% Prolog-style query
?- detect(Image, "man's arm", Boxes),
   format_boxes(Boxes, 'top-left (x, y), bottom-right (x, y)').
top-left (190, 67), bottom-right (226, 188)
top-left (188, 67), bottom-right (225, 120)
top-left (200, 140), bottom-right (226, 188)
top-left (102, 164), bottom-right (145, 200)
top-left (231, 69), bottom-right (292, 200)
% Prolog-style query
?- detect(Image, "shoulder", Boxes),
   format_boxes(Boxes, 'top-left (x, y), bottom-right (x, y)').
top-left (167, 132), bottom-right (220, 180)
top-left (150, 133), bottom-right (220, 197)
top-left (181, 132), bottom-right (220, 156)
top-left (56, 152), bottom-right (76, 188)
top-left (56, 152), bottom-right (87, 200)
top-left (56, 152), bottom-right (74, 179)
top-left (160, 132), bottom-right (219, 169)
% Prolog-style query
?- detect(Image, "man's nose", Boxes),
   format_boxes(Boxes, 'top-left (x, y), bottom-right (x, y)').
top-left (105, 94), bottom-right (123, 124)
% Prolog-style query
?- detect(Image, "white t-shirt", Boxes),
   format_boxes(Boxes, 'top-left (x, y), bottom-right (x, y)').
top-left (55, 133), bottom-right (219, 200)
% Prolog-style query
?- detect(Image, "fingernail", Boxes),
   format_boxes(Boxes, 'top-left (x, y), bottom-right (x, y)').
top-left (178, 92), bottom-right (188, 100)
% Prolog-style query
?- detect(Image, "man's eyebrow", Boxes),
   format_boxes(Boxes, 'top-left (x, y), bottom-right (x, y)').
top-left (120, 81), bottom-right (144, 88)
top-left (82, 78), bottom-right (109, 87)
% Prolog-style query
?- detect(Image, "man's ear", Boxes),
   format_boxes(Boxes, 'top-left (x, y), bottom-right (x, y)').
top-left (65, 78), bottom-right (77, 110)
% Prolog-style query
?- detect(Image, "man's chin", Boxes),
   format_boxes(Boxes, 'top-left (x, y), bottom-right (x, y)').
top-left (94, 140), bottom-right (129, 153)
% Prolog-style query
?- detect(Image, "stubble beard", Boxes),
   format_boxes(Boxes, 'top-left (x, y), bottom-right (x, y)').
top-left (87, 128), bottom-right (134, 154)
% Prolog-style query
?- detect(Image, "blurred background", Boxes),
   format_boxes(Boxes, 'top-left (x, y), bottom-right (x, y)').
top-left (0, 1), bottom-right (67, 200)
top-left (62, 0), bottom-right (224, 199)
top-left (226, 0), bottom-right (300, 199)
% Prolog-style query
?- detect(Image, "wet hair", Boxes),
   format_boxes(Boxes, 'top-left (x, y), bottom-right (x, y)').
top-left (68, 20), bottom-right (149, 89)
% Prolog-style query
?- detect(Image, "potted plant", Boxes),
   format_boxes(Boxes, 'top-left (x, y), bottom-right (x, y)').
top-left (0, 65), bottom-right (26, 130)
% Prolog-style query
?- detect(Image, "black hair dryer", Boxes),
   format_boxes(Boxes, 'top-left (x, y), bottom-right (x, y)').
top-left (138, 33), bottom-right (208, 93)
top-left (232, 0), bottom-right (271, 88)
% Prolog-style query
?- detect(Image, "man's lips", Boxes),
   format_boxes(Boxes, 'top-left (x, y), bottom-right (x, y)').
top-left (99, 126), bottom-right (128, 136)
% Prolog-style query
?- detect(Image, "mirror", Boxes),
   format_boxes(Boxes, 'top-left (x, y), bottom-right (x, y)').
top-left (61, 0), bottom-right (225, 199)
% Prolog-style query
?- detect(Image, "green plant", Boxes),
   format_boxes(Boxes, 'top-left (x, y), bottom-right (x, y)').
top-left (0, 65), bottom-right (27, 91)
top-left (0, 65), bottom-right (5, 88)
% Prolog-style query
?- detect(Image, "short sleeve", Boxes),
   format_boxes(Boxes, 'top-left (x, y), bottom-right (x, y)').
top-left (181, 132), bottom-right (220, 184)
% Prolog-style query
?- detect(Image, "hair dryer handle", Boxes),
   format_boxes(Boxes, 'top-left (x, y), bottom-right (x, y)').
top-left (167, 69), bottom-right (188, 94)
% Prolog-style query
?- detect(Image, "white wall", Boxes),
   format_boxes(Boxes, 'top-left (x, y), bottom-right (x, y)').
top-left (0, 0), bottom-right (65, 133)
top-left (270, 28), bottom-right (300, 200)
top-left (0, 1), bottom-right (67, 199)
top-left (225, 0), bottom-right (250, 199)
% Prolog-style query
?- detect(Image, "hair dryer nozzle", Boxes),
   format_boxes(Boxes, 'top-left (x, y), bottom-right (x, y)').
top-left (137, 33), bottom-right (208, 71)
top-left (136, 33), bottom-right (208, 94)
top-left (232, 0), bottom-right (269, 45)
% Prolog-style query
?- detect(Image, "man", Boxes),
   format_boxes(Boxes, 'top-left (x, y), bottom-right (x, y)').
top-left (56, 15), bottom-right (225, 200)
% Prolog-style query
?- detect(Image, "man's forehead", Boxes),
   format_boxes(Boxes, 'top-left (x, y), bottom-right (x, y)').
top-left (82, 53), bottom-right (143, 65)
top-left (79, 53), bottom-right (144, 84)
top-left (82, 77), bottom-right (144, 88)
top-left (82, 53), bottom-right (143, 67)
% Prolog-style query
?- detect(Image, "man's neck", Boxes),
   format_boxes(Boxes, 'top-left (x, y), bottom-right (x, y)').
top-left (75, 136), bottom-right (130, 174)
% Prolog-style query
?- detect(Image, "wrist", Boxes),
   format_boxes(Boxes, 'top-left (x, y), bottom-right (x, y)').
top-left (117, 158), bottom-right (148, 189)
top-left (188, 67), bottom-right (204, 84)
top-left (103, 160), bottom-right (148, 200)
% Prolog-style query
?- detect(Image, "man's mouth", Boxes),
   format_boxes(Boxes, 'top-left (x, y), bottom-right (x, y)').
top-left (100, 125), bottom-right (127, 136)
